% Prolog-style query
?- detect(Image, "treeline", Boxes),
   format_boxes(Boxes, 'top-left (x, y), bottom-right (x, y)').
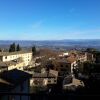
top-left (9, 43), bottom-right (21, 52)
top-left (9, 43), bottom-right (37, 56)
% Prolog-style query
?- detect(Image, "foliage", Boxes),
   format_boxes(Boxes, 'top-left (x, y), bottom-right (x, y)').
top-left (86, 48), bottom-right (97, 53)
top-left (32, 46), bottom-right (36, 56)
top-left (83, 61), bottom-right (100, 74)
top-left (16, 44), bottom-right (21, 51)
top-left (9, 43), bottom-right (16, 52)
top-left (9, 43), bottom-right (21, 52)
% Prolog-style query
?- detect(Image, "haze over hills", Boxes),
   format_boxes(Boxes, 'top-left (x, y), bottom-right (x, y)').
top-left (0, 39), bottom-right (100, 50)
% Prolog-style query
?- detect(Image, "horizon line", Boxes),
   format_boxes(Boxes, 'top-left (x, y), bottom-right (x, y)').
top-left (0, 39), bottom-right (100, 41)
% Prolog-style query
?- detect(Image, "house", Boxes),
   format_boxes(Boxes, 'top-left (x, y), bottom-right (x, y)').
top-left (59, 52), bottom-right (69, 58)
top-left (63, 74), bottom-right (73, 87)
top-left (65, 52), bottom-right (88, 73)
top-left (77, 52), bottom-right (87, 62)
top-left (85, 52), bottom-right (94, 61)
top-left (0, 61), bottom-right (8, 72)
top-left (0, 51), bottom-right (32, 66)
top-left (35, 58), bottom-right (42, 67)
top-left (66, 56), bottom-right (77, 73)
top-left (0, 51), bottom-right (32, 71)
top-left (0, 58), bottom-right (24, 71)
top-left (52, 56), bottom-right (77, 76)
top-left (63, 77), bottom-right (84, 90)
top-left (53, 59), bottom-right (71, 76)
top-left (7, 58), bottom-right (24, 70)
top-left (30, 70), bottom-right (58, 87)
top-left (0, 69), bottom-right (32, 100)
top-left (45, 70), bottom-right (58, 85)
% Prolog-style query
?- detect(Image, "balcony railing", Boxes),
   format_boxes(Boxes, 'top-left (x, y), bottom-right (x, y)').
top-left (0, 92), bottom-right (100, 100)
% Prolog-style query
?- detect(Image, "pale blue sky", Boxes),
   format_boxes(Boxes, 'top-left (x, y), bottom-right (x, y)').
top-left (0, 0), bottom-right (100, 40)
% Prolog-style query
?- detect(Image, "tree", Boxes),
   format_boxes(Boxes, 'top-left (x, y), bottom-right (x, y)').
top-left (83, 61), bottom-right (92, 75)
top-left (32, 46), bottom-right (36, 56)
top-left (76, 60), bottom-right (84, 73)
top-left (86, 48), bottom-right (97, 53)
top-left (0, 48), bottom-right (2, 52)
top-left (16, 44), bottom-right (21, 51)
top-left (9, 43), bottom-right (16, 52)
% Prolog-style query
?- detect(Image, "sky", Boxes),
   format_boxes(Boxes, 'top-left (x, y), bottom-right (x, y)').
top-left (0, 0), bottom-right (100, 40)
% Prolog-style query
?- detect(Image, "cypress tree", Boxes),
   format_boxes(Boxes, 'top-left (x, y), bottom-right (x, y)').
top-left (32, 46), bottom-right (36, 56)
top-left (9, 43), bottom-right (16, 52)
top-left (16, 44), bottom-right (21, 51)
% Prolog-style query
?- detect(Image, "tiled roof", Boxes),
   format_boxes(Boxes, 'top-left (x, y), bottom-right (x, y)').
top-left (32, 70), bottom-right (58, 78)
top-left (0, 51), bottom-right (32, 56)
top-left (0, 78), bottom-right (12, 85)
top-left (0, 61), bottom-right (7, 67)
top-left (0, 81), bottom-right (13, 92)
top-left (66, 56), bottom-right (77, 63)
top-left (56, 56), bottom-right (77, 64)
top-left (0, 57), bottom-right (23, 67)
top-left (5, 57), bottom-right (23, 66)
top-left (49, 69), bottom-right (58, 77)
top-left (56, 59), bottom-right (68, 63)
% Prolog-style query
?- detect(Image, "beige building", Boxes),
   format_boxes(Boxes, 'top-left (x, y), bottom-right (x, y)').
top-left (77, 53), bottom-right (87, 62)
top-left (30, 70), bottom-right (58, 86)
top-left (0, 51), bottom-right (32, 71)
top-left (44, 70), bottom-right (58, 85)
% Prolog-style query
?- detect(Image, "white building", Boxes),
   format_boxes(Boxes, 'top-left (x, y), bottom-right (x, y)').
top-left (59, 52), bottom-right (69, 57)
top-left (0, 51), bottom-right (32, 71)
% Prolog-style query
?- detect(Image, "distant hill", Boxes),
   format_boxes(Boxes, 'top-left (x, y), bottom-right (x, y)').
top-left (0, 39), bottom-right (100, 50)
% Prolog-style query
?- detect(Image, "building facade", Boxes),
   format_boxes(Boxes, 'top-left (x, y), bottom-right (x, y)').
top-left (0, 51), bottom-right (32, 71)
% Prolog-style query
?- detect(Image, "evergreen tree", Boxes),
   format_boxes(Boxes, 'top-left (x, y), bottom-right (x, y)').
top-left (12, 43), bottom-right (16, 52)
top-left (16, 44), bottom-right (21, 51)
top-left (9, 43), bottom-right (16, 52)
top-left (32, 46), bottom-right (36, 56)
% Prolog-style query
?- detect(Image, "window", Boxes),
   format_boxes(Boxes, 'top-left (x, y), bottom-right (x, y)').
top-left (5, 56), bottom-right (7, 59)
top-left (54, 80), bottom-right (56, 83)
top-left (48, 80), bottom-right (51, 83)
top-left (61, 64), bottom-right (63, 67)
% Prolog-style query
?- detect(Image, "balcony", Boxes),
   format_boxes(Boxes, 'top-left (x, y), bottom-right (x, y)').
top-left (0, 92), bottom-right (99, 100)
